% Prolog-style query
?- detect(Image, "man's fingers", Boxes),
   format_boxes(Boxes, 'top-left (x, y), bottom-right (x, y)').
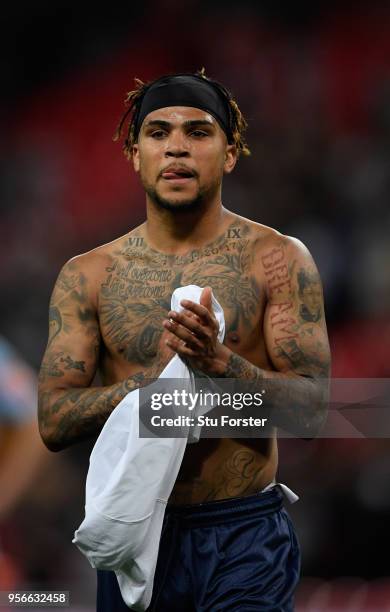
top-left (165, 337), bottom-right (197, 357)
top-left (200, 286), bottom-right (213, 312)
top-left (167, 310), bottom-right (210, 339)
top-left (179, 300), bottom-right (218, 330)
top-left (163, 319), bottom-right (205, 350)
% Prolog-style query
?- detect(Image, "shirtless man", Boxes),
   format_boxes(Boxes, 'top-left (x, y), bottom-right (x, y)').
top-left (38, 72), bottom-right (331, 611)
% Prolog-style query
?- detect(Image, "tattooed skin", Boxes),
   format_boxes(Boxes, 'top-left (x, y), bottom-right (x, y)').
top-left (261, 241), bottom-right (329, 376)
top-left (297, 267), bottom-right (322, 323)
top-left (222, 350), bottom-right (328, 436)
top-left (39, 352), bottom-right (86, 377)
top-left (38, 216), bottom-right (330, 497)
top-left (39, 373), bottom-right (146, 449)
top-left (217, 239), bottom-right (331, 438)
top-left (48, 306), bottom-right (62, 346)
top-left (99, 222), bottom-right (262, 372)
top-left (38, 220), bottom-right (268, 452)
top-left (204, 449), bottom-right (262, 500)
top-left (170, 449), bottom-right (265, 503)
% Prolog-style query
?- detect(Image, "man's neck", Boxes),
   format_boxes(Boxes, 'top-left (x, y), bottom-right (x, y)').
top-left (143, 199), bottom-right (234, 255)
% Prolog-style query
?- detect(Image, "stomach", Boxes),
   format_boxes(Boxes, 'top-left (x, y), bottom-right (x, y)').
top-left (168, 436), bottom-right (278, 505)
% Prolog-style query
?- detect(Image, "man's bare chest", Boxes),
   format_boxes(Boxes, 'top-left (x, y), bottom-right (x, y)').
top-left (97, 237), bottom-right (266, 369)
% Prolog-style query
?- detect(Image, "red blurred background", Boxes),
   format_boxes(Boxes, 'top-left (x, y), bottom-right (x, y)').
top-left (1, 2), bottom-right (390, 610)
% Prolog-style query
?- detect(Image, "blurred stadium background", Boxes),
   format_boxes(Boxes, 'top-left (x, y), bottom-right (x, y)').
top-left (1, 1), bottom-right (390, 610)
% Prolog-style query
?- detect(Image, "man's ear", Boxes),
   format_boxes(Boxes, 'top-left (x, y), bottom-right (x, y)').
top-left (223, 144), bottom-right (237, 174)
top-left (132, 143), bottom-right (140, 173)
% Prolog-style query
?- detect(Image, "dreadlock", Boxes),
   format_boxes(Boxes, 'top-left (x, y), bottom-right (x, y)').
top-left (113, 69), bottom-right (251, 160)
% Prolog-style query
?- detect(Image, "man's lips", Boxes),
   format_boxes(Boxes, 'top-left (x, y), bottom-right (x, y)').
top-left (160, 167), bottom-right (196, 181)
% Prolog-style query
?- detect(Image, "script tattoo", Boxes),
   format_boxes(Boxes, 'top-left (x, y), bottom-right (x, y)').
top-left (99, 223), bottom-right (261, 368)
top-left (262, 245), bottom-right (299, 352)
top-left (260, 242), bottom-right (329, 377)
top-left (40, 222), bottom-right (268, 449)
top-left (214, 239), bottom-right (329, 437)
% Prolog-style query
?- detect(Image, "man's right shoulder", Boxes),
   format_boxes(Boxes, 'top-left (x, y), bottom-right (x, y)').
top-left (59, 226), bottom-right (144, 277)
top-left (54, 226), bottom-right (144, 304)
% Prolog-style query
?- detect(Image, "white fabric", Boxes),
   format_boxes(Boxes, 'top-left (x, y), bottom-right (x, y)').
top-left (73, 286), bottom-right (225, 611)
top-left (262, 479), bottom-right (300, 504)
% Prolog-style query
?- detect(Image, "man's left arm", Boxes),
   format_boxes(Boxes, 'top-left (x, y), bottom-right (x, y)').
top-left (222, 236), bottom-right (331, 436)
top-left (163, 237), bottom-right (331, 437)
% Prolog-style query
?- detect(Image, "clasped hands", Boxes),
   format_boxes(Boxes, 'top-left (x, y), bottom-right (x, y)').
top-left (162, 287), bottom-right (231, 376)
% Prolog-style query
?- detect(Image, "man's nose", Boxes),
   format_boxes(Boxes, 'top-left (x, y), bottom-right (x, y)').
top-left (165, 132), bottom-right (190, 157)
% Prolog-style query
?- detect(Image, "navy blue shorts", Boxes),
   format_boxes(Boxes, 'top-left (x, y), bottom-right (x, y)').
top-left (96, 486), bottom-right (300, 611)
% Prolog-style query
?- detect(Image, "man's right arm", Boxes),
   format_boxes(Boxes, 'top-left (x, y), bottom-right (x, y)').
top-left (38, 257), bottom-right (145, 452)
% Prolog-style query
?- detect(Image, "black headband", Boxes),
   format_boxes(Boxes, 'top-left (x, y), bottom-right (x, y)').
top-left (133, 74), bottom-right (234, 143)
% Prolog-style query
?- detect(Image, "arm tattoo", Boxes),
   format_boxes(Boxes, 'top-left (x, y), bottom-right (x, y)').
top-left (221, 351), bottom-right (329, 437)
top-left (48, 306), bottom-right (62, 346)
top-left (224, 352), bottom-right (262, 381)
top-left (297, 267), bottom-right (322, 323)
top-left (39, 373), bottom-right (147, 450)
top-left (276, 338), bottom-right (329, 377)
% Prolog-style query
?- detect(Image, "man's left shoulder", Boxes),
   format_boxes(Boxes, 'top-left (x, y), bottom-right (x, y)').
top-left (235, 216), bottom-right (311, 259)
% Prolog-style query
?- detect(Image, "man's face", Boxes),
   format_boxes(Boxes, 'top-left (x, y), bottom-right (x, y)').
top-left (132, 106), bottom-right (237, 211)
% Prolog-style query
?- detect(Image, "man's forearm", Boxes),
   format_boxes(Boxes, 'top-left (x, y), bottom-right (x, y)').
top-left (219, 350), bottom-right (329, 437)
top-left (38, 373), bottom-right (147, 451)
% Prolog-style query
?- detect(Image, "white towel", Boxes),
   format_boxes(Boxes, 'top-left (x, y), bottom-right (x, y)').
top-left (73, 285), bottom-right (225, 611)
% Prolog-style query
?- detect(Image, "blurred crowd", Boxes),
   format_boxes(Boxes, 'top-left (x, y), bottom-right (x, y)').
top-left (1, 1), bottom-right (390, 609)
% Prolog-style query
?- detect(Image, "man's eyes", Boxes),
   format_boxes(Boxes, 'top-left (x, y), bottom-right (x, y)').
top-left (190, 130), bottom-right (209, 138)
top-left (150, 130), bottom-right (167, 139)
top-left (149, 130), bottom-right (209, 139)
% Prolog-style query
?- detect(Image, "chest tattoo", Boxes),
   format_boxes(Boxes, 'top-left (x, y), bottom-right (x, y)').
top-left (99, 224), bottom-right (262, 366)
